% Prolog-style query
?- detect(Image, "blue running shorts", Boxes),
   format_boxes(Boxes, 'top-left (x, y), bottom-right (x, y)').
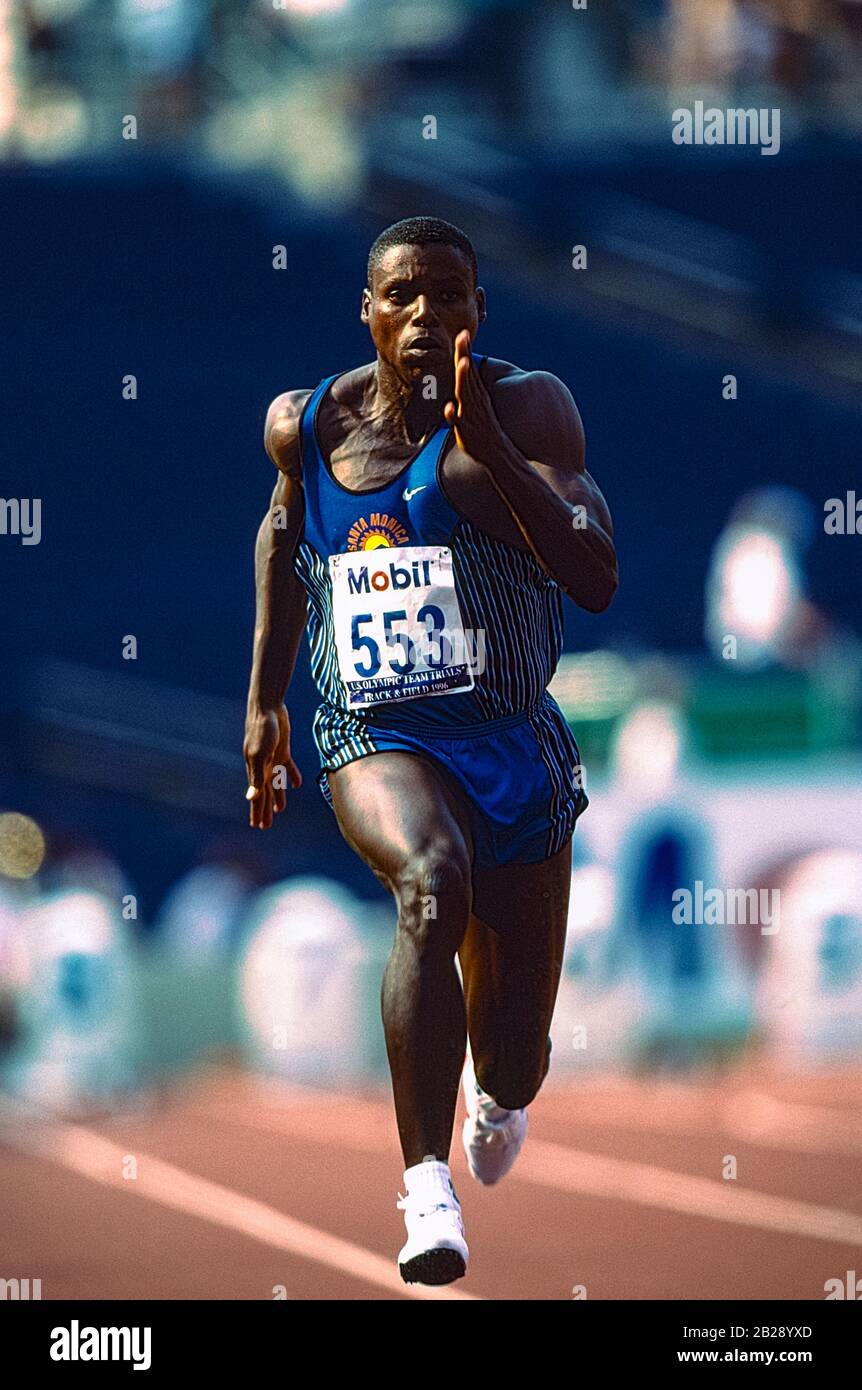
top-left (316, 694), bottom-right (587, 869)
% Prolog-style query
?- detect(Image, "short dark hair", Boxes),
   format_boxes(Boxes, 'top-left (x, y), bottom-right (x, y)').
top-left (367, 217), bottom-right (478, 288)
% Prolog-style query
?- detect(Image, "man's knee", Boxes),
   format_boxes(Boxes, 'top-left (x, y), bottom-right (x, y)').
top-left (395, 839), bottom-right (472, 951)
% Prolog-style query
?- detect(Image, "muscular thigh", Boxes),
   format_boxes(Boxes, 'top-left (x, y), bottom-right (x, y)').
top-left (327, 750), bottom-right (475, 894)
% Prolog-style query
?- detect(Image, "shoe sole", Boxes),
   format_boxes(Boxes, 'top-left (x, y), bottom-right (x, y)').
top-left (399, 1247), bottom-right (467, 1285)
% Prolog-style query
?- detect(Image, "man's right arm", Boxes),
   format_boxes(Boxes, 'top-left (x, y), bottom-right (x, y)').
top-left (244, 390), bottom-right (312, 829)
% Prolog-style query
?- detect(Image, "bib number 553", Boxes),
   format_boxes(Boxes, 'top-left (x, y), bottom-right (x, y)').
top-left (351, 604), bottom-right (451, 677)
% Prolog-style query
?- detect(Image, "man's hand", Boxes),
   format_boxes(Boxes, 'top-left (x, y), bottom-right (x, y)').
top-left (243, 705), bottom-right (302, 829)
top-left (443, 330), bottom-right (508, 467)
top-left (444, 346), bottom-right (618, 612)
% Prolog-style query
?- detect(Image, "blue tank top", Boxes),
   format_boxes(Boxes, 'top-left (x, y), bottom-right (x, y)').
top-left (293, 357), bottom-right (566, 733)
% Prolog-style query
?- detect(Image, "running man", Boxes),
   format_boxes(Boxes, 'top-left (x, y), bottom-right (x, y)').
top-left (244, 217), bottom-right (617, 1286)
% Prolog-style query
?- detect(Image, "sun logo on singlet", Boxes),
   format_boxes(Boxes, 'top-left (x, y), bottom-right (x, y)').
top-left (347, 513), bottom-right (410, 552)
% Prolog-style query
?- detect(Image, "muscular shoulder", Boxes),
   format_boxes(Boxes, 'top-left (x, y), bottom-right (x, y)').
top-left (264, 389), bottom-right (314, 477)
top-left (480, 357), bottom-right (585, 468)
top-left (265, 368), bottom-right (374, 474)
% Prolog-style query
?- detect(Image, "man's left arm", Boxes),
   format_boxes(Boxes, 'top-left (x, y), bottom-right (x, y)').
top-left (444, 335), bottom-right (618, 613)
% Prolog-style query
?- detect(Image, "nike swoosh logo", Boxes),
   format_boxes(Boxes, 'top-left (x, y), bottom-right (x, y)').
top-left (402, 485), bottom-right (427, 501)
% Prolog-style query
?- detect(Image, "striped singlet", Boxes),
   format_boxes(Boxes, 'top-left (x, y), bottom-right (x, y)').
top-left (292, 354), bottom-right (587, 865)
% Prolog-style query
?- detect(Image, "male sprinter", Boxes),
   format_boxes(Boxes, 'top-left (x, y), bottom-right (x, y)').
top-left (244, 218), bottom-right (617, 1286)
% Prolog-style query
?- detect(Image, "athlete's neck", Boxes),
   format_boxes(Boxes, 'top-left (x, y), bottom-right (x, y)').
top-left (366, 358), bottom-right (451, 446)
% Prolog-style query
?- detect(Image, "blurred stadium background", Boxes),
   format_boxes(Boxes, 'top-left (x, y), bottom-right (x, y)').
top-left (1, 0), bottom-right (861, 1300)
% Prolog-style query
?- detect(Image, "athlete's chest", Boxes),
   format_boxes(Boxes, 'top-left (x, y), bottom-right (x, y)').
top-left (320, 427), bottom-right (527, 552)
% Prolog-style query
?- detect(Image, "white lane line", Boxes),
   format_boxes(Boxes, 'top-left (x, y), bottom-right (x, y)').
top-left (196, 1094), bottom-right (862, 1247)
top-left (0, 1106), bottom-right (480, 1302)
top-left (259, 1063), bottom-right (862, 1110)
top-left (551, 1073), bottom-right (862, 1114)
top-left (497, 1088), bottom-right (862, 1157)
top-left (518, 1139), bottom-right (862, 1247)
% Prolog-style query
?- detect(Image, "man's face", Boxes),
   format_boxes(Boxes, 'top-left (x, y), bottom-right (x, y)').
top-left (361, 242), bottom-right (486, 378)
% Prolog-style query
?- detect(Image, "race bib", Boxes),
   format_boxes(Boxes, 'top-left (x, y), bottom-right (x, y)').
top-left (328, 545), bottom-right (475, 709)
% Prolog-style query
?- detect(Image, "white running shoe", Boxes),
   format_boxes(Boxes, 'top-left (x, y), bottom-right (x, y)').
top-left (461, 1048), bottom-right (528, 1186)
top-left (397, 1159), bottom-right (468, 1285)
